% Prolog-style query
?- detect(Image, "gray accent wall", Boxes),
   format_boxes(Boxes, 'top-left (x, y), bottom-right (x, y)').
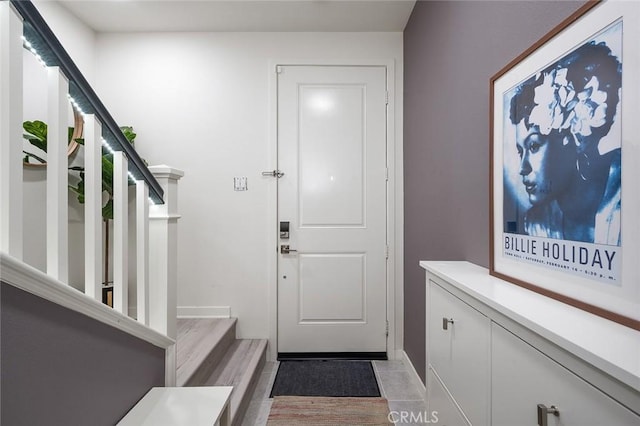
top-left (403, 0), bottom-right (587, 381)
top-left (1, 283), bottom-right (165, 425)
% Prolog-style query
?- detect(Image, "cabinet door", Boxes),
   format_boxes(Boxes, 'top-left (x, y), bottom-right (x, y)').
top-left (429, 281), bottom-right (490, 426)
top-left (492, 323), bottom-right (640, 426)
top-left (427, 367), bottom-right (470, 426)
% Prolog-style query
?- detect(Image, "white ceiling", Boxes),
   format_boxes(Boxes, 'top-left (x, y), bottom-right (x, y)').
top-left (58, 0), bottom-right (416, 33)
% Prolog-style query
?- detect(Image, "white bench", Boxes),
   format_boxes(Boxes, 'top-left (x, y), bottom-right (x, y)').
top-left (117, 386), bottom-right (233, 426)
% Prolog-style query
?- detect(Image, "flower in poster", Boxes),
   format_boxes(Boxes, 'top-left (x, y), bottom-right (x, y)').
top-left (570, 76), bottom-right (608, 137)
top-left (528, 67), bottom-right (609, 143)
top-left (529, 68), bottom-right (574, 135)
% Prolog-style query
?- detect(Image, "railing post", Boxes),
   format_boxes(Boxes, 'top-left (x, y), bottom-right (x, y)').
top-left (46, 66), bottom-right (69, 282)
top-left (113, 152), bottom-right (128, 315)
top-left (0, 2), bottom-right (23, 259)
top-left (148, 165), bottom-right (184, 340)
top-left (84, 115), bottom-right (102, 300)
top-left (136, 180), bottom-right (150, 325)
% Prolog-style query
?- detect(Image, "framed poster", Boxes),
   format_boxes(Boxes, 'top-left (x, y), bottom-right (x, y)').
top-left (490, 0), bottom-right (640, 330)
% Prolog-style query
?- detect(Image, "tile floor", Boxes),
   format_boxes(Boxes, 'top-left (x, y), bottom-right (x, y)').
top-left (241, 359), bottom-right (428, 425)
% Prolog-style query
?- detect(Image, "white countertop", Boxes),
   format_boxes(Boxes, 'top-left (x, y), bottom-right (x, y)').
top-left (117, 386), bottom-right (233, 426)
top-left (421, 261), bottom-right (640, 392)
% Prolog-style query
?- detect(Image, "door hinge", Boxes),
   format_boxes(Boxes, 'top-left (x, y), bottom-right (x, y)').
top-left (385, 91), bottom-right (389, 105)
top-left (385, 167), bottom-right (389, 182)
top-left (276, 65), bottom-right (283, 74)
top-left (385, 245), bottom-right (389, 259)
top-left (385, 321), bottom-right (389, 337)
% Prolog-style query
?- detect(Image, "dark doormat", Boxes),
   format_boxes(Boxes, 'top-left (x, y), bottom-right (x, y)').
top-left (270, 360), bottom-right (381, 397)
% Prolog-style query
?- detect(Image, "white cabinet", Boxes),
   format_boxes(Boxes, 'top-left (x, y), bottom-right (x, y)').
top-left (423, 261), bottom-right (640, 426)
top-left (428, 281), bottom-right (490, 426)
top-left (492, 324), bottom-right (639, 426)
top-left (428, 367), bottom-right (470, 426)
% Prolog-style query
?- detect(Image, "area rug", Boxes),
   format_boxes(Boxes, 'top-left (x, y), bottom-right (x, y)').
top-left (267, 396), bottom-right (393, 425)
top-left (270, 360), bottom-right (380, 397)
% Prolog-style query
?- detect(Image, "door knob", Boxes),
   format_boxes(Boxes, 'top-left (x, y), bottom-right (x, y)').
top-left (537, 404), bottom-right (559, 426)
top-left (280, 245), bottom-right (298, 254)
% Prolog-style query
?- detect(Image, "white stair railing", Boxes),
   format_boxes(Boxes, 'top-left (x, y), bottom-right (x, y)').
top-left (113, 151), bottom-right (129, 313)
top-left (136, 179), bottom-right (150, 325)
top-left (0, 1), bottom-right (24, 259)
top-left (148, 166), bottom-right (184, 340)
top-left (84, 114), bottom-right (103, 301)
top-left (0, 2), bottom-right (181, 385)
top-left (46, 66), bottom-right (68, 282)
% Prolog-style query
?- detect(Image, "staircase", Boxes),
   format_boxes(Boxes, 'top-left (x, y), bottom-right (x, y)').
top-left (176, 318), bottom-right (267, 425)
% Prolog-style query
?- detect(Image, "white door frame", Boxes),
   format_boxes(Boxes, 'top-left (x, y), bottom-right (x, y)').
top-left (266, 59), bottom-right (402, 361)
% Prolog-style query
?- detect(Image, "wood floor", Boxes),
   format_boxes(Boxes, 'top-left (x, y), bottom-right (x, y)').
top-left (177, 318), bottom-right (236, 386)
top-left (176, 318), bottom-right (267, 425)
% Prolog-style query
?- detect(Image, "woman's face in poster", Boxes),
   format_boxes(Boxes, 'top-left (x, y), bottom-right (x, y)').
top-left (516, 121), bottom-right (575, 206)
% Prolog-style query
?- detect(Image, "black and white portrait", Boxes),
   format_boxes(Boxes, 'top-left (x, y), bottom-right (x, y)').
top-left (502, 21), bottom-right (622, 283)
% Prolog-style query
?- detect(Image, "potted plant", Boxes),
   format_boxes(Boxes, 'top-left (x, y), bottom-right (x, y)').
top-left (23, 122), bottom-right (140, 305)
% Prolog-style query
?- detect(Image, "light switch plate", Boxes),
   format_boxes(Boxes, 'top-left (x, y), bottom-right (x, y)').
top-left (234, 177), bottom-right (248, 191)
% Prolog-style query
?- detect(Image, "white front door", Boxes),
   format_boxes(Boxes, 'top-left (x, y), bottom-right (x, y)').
top-left (277, 65), bottom-right (388, 354)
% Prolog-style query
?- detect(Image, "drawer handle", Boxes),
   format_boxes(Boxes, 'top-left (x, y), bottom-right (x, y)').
top-left (442, 317), bottom-right (455, 330)
top-left (537, 404), bottom-right (559, 426)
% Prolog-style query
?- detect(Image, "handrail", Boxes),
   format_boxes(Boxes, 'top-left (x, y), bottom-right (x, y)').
top-left (9, 0), bottom-right (164, 204)
top-left (0, 252), bottom-right (175, 349)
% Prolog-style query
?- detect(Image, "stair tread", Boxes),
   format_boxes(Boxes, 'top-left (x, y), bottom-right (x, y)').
top-left (202, 339), bottom-right (267, 425)
top-left (176, 318), bottom-right (237, 387)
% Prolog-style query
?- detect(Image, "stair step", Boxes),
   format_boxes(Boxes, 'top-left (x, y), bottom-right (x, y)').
top-left (203, 339), bottom-right (268, 426)
top-left (176, 318), bottom-right (237, 387)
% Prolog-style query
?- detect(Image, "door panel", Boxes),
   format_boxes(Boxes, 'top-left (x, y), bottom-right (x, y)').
top-left (277, 65), bottom-right (387, 353)
top-left (299, 84), bottom-right (365, 227)
top-left (299, 253), bottom-right (365, 322)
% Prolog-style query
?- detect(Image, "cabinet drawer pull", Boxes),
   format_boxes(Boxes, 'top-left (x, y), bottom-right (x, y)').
top-left (537, 404), bottom-right (559, 426)
top-left (442, 317), bottom-right (455, 330)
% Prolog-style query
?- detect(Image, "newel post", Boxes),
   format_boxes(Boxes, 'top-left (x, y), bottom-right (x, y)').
top-left (148, 165), bottom-right (184, 340)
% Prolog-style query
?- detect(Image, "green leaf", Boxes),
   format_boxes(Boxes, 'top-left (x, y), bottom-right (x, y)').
top-left (23, 121), bottom-right (48, 153)
top-left (76, 181), bottom-right (85, 204)
top-left (120, 126), bottom-right (137, 144)
top-left (56, 122), bottom-right (142, 221)
top-left (25, 137), bottom-right (47, 153)
top-left (23, 120), bottom-right (47, 141)
top-left (102, 199), bottom-right (113, 221)
top-left (68, 182), bottom-right (85, 204)
top-left (23, 151), bottom-right (47, 164)
top-left (102, 156), bottom-right (114, 195)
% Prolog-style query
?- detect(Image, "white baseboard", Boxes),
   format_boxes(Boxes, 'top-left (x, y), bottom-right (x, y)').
top-left (401, 350), bottom-right (427, 399)
top-left (177, 306), bottom-right (231, 318)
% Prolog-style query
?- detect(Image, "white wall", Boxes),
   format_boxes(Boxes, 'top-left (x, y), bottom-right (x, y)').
top-left (94, 32), bottom-right (403, 341)
top-left (33, 1), bottom-right (96, 81)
